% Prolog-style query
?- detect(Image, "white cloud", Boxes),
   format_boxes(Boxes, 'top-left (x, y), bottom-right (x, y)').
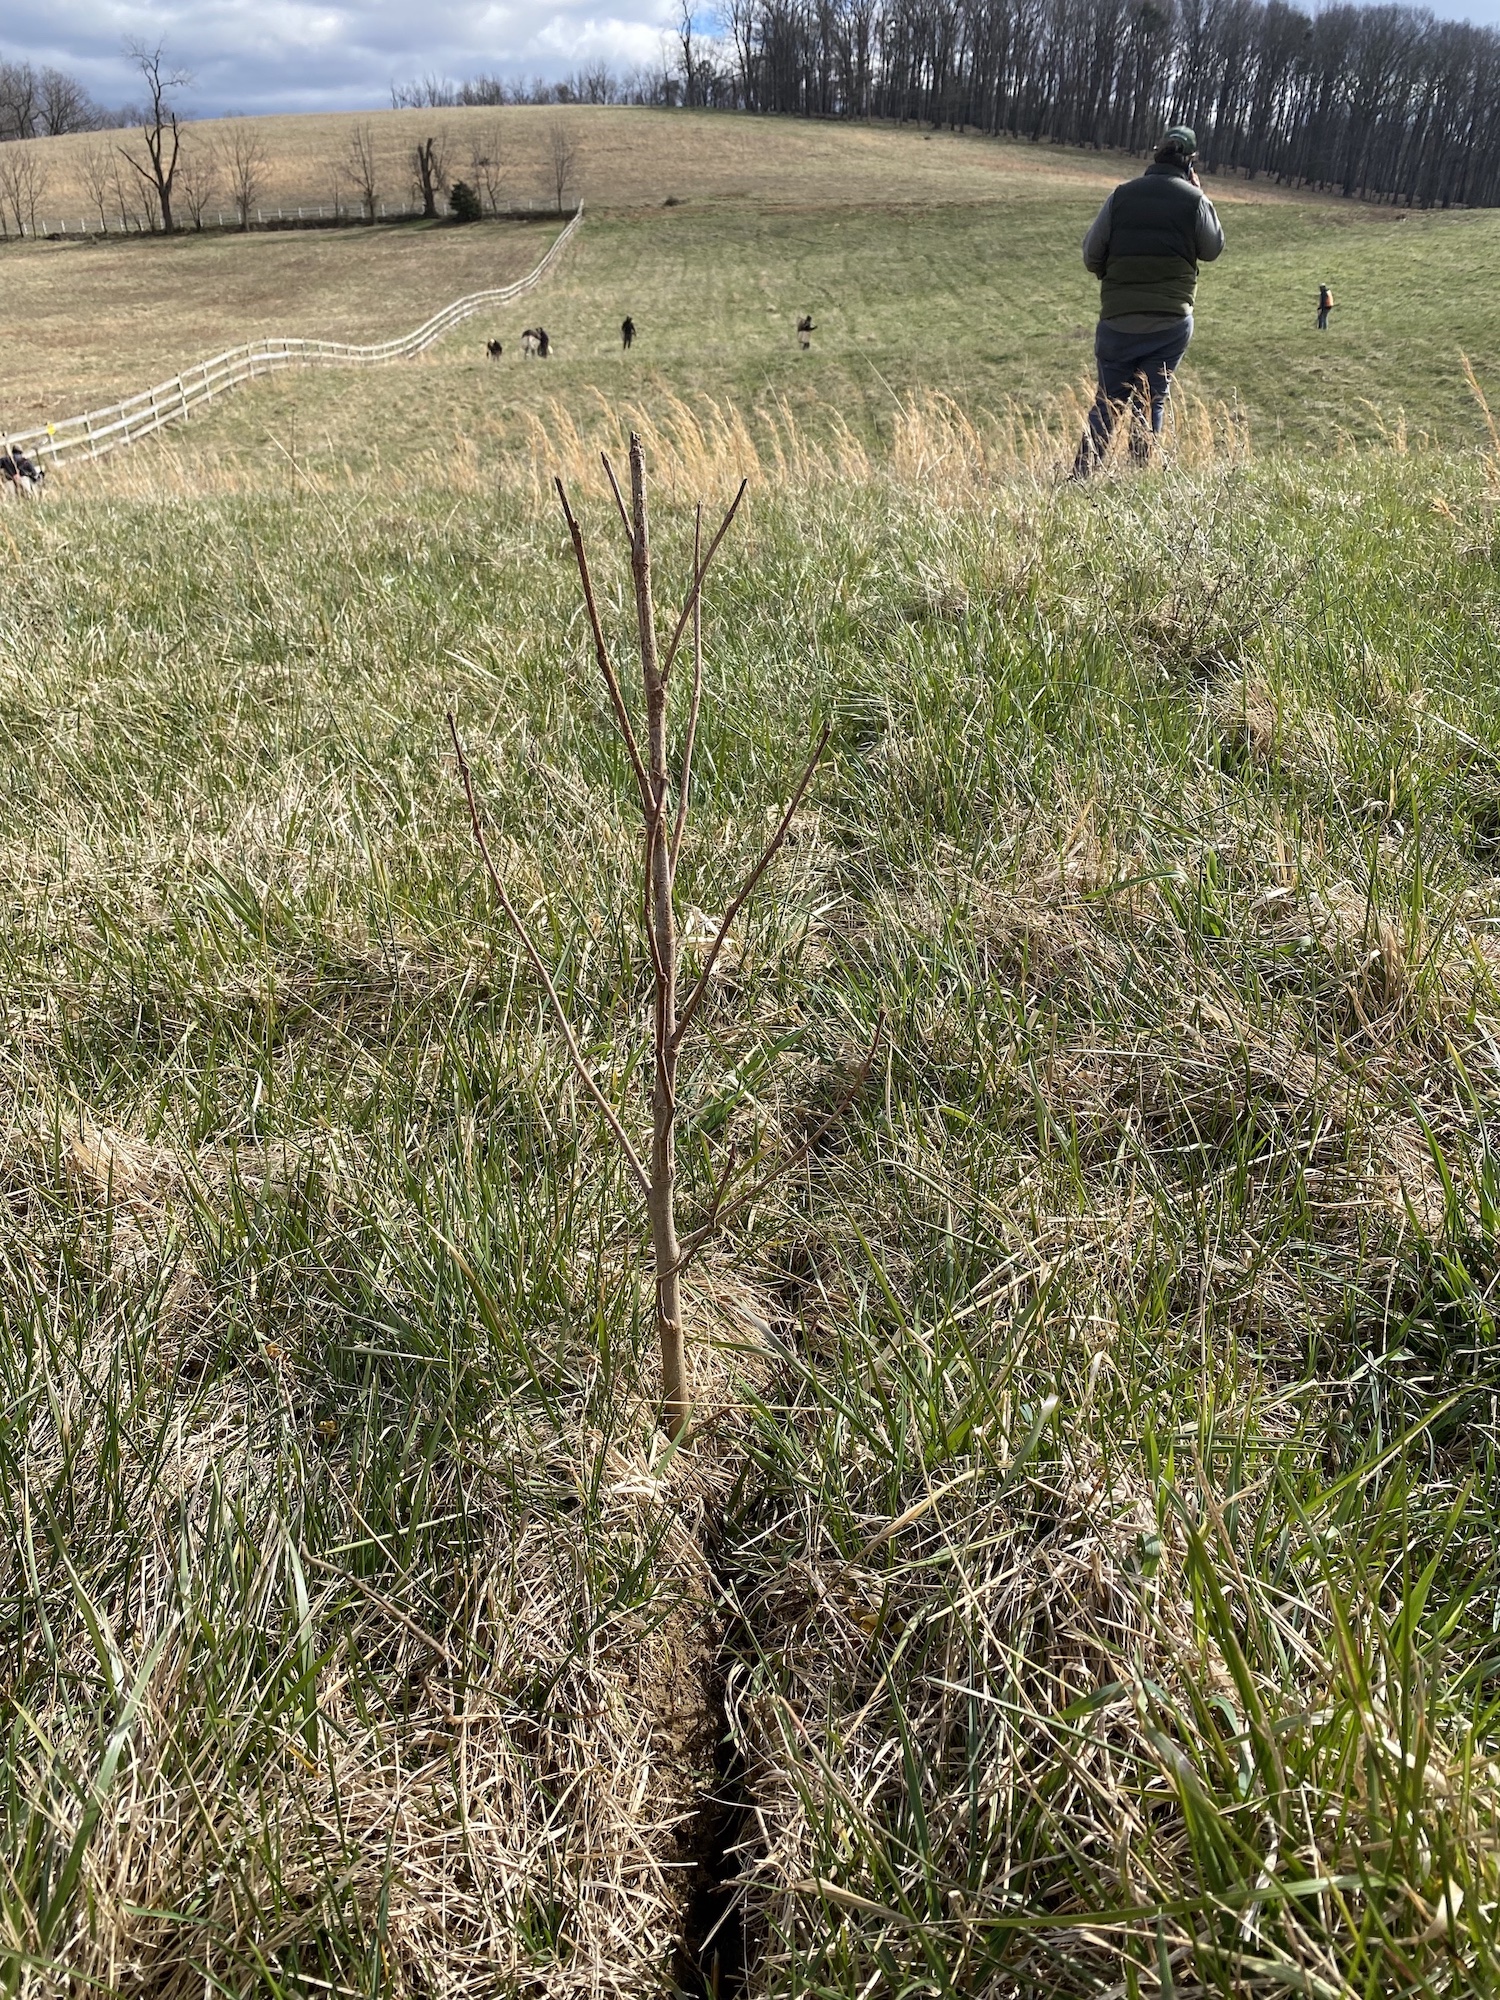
top-left (0, 0), bottom-right (683, 114)
top-left (7, 0), bottom-right (1500, 115)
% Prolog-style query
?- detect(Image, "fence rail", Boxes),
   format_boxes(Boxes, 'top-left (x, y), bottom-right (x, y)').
top-left (5, 206), bottom-right (582, 466)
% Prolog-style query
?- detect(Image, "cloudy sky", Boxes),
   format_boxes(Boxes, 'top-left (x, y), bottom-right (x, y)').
top-left (1, 1), bottom-right (683, 116)
top-left (4, 0), bottom-right (1499, 116)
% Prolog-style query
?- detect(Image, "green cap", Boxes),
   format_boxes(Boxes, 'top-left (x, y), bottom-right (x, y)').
top-left (1162, 125), bottom-right (1197, 154)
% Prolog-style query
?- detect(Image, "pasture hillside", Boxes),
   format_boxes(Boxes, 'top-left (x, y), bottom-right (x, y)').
top-left (4, 110), bottom-right (1500, 2000)
top-left (4, 112), bottom-right (1499, 455)
top-left (5, 107), bottom-right (1220, 228)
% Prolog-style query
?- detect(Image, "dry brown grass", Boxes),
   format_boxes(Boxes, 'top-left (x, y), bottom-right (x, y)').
top-left (50, 380), bottom-right (1250, 506)
top-left (0, 217), bottom-right (558, 421)
top-left (514, 382), bottom-right (1249, 500)
top-left (14, 107), bottom-right (1315, 234)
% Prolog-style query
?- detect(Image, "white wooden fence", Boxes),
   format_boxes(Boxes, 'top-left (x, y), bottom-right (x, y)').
top-left (4, 206), bottom-right (582, 466)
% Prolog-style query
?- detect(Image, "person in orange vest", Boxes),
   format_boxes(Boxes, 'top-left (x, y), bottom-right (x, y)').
top-left (1317, 283), bottom-right (1334, 330)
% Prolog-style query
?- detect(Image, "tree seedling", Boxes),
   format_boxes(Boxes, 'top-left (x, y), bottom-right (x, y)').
top-left (451, 433), bottom-right (876, 1439)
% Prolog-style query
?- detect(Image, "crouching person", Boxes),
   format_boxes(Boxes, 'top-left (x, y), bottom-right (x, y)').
top-left (1071, 126), bottom-right (1224, 478)
top-left (0, 442), bottom-right (44, 495)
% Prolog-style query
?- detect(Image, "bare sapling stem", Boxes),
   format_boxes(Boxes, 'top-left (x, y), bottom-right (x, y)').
top-left (452, 431), bottom-right (870, 1443)
top-left (626, 436), bottom-right (690, 1439)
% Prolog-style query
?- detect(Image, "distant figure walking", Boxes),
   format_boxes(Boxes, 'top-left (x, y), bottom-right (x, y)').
top-left (1071, 125), bottom-right (1224, 477)
top-left (797, 314), bottom-right (816, 349)
top-left (486, 338), bottom-right (503, 360)
top-left (621, 315), bottom-right (635, 350)
top-left (520, 327), bottom-right (551, 359)
top-left (1317, 284), bottom-right (1334, 330)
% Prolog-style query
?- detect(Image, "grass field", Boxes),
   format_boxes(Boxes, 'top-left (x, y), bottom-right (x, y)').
top-left (5, 112), bottom-right (1500, 456)
top-left (4, 107), bottom-right (1500, 1999)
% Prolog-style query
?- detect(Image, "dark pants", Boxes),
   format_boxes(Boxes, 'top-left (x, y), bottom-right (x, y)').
top-left (1072, 317), bottom-right (1193, 476)
top-left (1317, 308), bottom-right (1330, 329)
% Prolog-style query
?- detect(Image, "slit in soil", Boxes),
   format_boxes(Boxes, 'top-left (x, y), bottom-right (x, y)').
top-left (673, 1675), bottom-right (752, 2000)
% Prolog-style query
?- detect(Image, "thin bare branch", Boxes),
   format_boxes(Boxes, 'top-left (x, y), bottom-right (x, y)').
top-left (676, 1013), bottom-right (884, 1272)
top-left (601, 451), bottom-right (633, 547)
top-left (641, 797), bottom-right (670, 993)
top-left (660, 479), bottom-right (747, 683)
top-left (680, 1139), bottom-right (739, 1262)
top-left (554, 477), bottom-right (651, 811)
top-left (672, 721), bottom-right (831, 1051)
top-left (449, 715), bottom-right (650, 1198)
top-left (670, 504), bottom-right (705, 873)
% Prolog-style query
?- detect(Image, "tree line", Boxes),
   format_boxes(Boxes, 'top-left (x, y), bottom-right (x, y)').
top-left (678, 0), bottom-right (1500, 208)
top-left (416, 0), bottom-right (1500, 210)
top-left (17, 0), bottom-right (1500, 217)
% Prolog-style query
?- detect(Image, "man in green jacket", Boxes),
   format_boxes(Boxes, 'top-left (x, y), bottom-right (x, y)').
top-left (1071, 126), bottom-right (1224, 476)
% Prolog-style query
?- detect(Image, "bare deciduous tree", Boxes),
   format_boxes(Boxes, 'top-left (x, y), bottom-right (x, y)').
top-left (80, 141), bottom-right (114, 233)
top-left (119, 42), bottom-right (187, 233)
top-left (451, 441), bottom-right (875, 1441)
top-left (175, 134), bottom-right (220, 230)
top-left (411, 132), bottom-right (451, 217)
top-left (39, 66), bottom-right (96, 135)
top-left (468, 122), bottom-right (504, 216)
top-left (0, 141), bottom-right (49, 237)
top-left (392, 75), bottom-right (460, 108)
top-left (111, 150), bottom-right (148, 232)
top-left (222, 121), bottom-right (269, 230)
top-left (0, 60), bottom-right (40, 141)
top-left (347, 121), bottom-right (382, 221)
top-left (547, 118), bottom-right (579, 213)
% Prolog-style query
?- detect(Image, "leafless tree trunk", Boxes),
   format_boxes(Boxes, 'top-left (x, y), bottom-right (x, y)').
top-left (223, 122), bottom-right (269, 229)
top-left (451, 440), bottom-right (871, 1440)
top-left (677, 0), bottom-right (705, 107)
top-left (347, 122), bottom-right (381, 221)
top-left (120, 42), bottom-right (187, 233)
top-left (411, 133), bottom-right (451, 217)
top-left (548, 118), bottom-right (579, 213)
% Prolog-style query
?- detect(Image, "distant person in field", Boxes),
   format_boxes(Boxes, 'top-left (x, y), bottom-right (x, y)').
top-left (1071, 125), bottom-right (1224, 477)
top-left (0, 443), bottom-right (42, 492)
top-left (1317, 284), bottom-right (1334, 330)
top-left (797, 314), bottom-right (816, 348)
top-left (621, 315), bottom-right (635, 350)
